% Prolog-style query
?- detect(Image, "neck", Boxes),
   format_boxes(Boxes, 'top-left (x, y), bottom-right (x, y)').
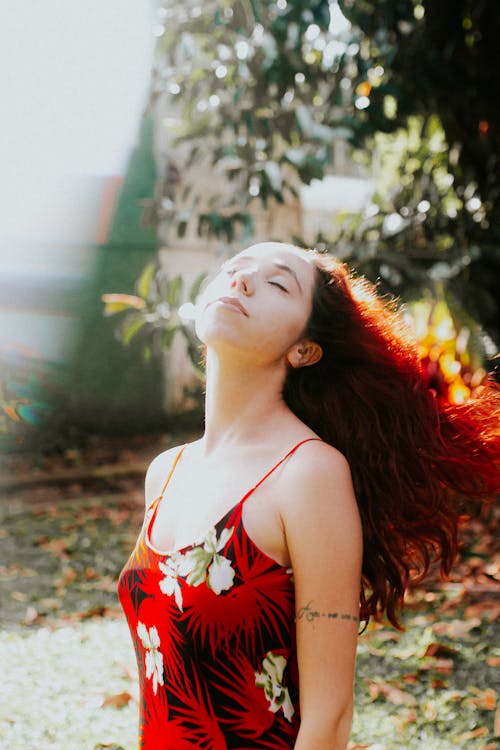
top-left (202, 348), bottom-right (290, 455)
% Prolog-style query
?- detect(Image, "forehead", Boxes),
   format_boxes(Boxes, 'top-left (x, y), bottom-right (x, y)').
top-left (232, 242), bottom-right (315, 283)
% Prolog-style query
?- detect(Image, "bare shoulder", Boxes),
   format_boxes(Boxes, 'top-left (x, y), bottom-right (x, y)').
top-left (291, 438), bottom-right (352, 476)
top-left (281, 440), bottom-right (362, 617)
top-left (279, 440), bottom-right (361, 542)
top-left (144, 444), bottom-right (185, 507)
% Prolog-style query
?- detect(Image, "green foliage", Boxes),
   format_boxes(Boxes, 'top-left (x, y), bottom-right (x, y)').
top-left (145, 0), bottom-right (500, 350)
top-left (312, 114), bottom-right (497, 358)
top-left (102, 264), bottom-right (206, 375)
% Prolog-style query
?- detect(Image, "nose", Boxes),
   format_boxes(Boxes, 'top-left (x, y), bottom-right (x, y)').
top-left (230, 268), bottom-right (255, 295)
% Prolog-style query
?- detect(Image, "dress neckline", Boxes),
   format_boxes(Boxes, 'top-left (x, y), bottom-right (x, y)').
top-left (145, 497), bottom-right (240, 557)
top-left (144, 437), bottom-right (322, 558)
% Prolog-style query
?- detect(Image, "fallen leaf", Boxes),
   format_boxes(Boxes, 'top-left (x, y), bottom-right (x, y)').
top-left (11, 590), bottom-right (27, 601)
top-left (0, 563), bottom-right (37, 578)
top-left (468, 687), bottom-right (497, 710)
top-left (464, 601), bottom-right (500, 621)
top-left (419, 657), bottom-right (454, 674)
top-left (430, 677), bottom-right (448, 689)
top-left (484, 560), bottom-right (500, 577)
top-left (424, 642), bottom-right (459, 658)
top-left (454, 726), bottom-right (488, 742)
top-left (402, 673), bottom-right (419, 684)
top-left (102, 691), bottom-right (133, 709)
top-left (81, 605), bottom-right (108, 619)
top-left (366, 679), bottom-right (417, 706)
top-left (432, 618), bottom-right (481, 637)
top-left (37, 538), bottom-right (71, 561)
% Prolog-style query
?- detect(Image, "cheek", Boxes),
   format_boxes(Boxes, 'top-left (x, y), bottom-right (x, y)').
top-left (251, 306), bottom-right (310, 354)
top-left (278, 299), bottom-right (311, 343)
top-left (196, 275), bottom-right (227, 310)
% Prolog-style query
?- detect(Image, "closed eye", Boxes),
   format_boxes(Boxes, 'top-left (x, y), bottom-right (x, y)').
top-left (269, 281), bottom-right (289, 293)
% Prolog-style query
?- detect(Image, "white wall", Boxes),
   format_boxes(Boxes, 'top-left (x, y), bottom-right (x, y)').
top-left (0, 0), bottom-right (157, 361)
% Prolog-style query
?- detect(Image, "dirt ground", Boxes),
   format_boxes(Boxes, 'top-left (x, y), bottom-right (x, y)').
top-left (1, 431), bottom-right (499, 749)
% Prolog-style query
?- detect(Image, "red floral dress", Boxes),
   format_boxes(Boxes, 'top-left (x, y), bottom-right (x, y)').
top-left (117, 438), bottom-right (320, 749)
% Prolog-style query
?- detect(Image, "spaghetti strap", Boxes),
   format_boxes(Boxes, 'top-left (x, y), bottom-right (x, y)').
top-left (239, 437), bottom-right (322, 507)
top-left (156, 444), bottom-right (186, 502)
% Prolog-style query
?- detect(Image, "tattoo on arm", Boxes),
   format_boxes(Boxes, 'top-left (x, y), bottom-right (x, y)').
top-left (296, 600), bottom-right (359, 623)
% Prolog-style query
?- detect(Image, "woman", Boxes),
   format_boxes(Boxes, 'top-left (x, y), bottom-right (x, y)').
top-left (118, 241), bottom-right (499, 750)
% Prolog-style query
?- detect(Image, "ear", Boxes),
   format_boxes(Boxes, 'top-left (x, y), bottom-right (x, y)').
top-left (286, 339), bottom-right (323, 369)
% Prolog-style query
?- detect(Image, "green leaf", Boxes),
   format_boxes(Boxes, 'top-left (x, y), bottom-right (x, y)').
top-left (166, 276), bottom-right (183, 307)
top-left (249, 0), bottom-right (262, 23)
top-left (136, 262), bottom-right (157, 299)
top-left (101, 294), bottom-right (146, 316)
top-left (121, 316), bottom-right (147, 346)
top-left (185, 548), bottom-right (212, 586)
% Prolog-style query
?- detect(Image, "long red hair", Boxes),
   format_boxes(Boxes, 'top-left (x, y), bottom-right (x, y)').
top-left (283, 252), bottom-right (500, 628)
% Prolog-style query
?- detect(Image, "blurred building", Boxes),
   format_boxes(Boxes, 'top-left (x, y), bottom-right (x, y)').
top-left (149, 90), bottom-right (375, 413)
top-left (0, 1), bottom-right (161, 453)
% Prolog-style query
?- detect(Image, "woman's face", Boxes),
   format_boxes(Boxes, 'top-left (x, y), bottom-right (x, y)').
top-left (195, 242), bottom-right (318, 366)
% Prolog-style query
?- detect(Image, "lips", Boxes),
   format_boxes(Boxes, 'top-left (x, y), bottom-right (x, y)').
top-left (212, 296), bottom-right (249, 316)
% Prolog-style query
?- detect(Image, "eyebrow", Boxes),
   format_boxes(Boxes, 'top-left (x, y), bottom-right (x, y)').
top-left (229, 256), bottom-right (303, 293)
top-left (273, 261), bottom-right (303, 293)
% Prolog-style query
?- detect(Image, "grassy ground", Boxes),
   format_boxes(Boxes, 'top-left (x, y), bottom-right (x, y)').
top-left (1, 440), bottom-right (498, 750)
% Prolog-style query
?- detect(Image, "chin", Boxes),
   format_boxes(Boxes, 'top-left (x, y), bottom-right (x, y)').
top-left (195, 307), bottom-right (243, 345)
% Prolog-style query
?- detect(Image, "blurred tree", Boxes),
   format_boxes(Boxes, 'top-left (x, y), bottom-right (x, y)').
top-left (62, 115), bottom-right (165, 441)
top-left (143, 0), bottom-right (499, 354)
top-left (332, 0), bottom-right (500, 354)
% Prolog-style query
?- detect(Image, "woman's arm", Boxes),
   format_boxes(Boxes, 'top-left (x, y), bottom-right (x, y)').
top-left (281, 442), bottom-right (363, 750)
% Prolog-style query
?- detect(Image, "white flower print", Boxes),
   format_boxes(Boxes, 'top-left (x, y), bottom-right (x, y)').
top-left (255, 651), bottom-right (295, 722)
top-left (137, 622), bottom-right (164, 695)
top-left (179, 526), bottom-right (235, 594)
top-left (206, 553), bottom-right (235, 595)
top-left (203, 526), bottom-right (233, 555)
top-left (158, 553), bottom-right (186, 611)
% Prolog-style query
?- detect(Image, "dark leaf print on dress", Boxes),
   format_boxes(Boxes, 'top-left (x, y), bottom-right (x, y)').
top-left (117, 439), bottom-right (320, 748)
